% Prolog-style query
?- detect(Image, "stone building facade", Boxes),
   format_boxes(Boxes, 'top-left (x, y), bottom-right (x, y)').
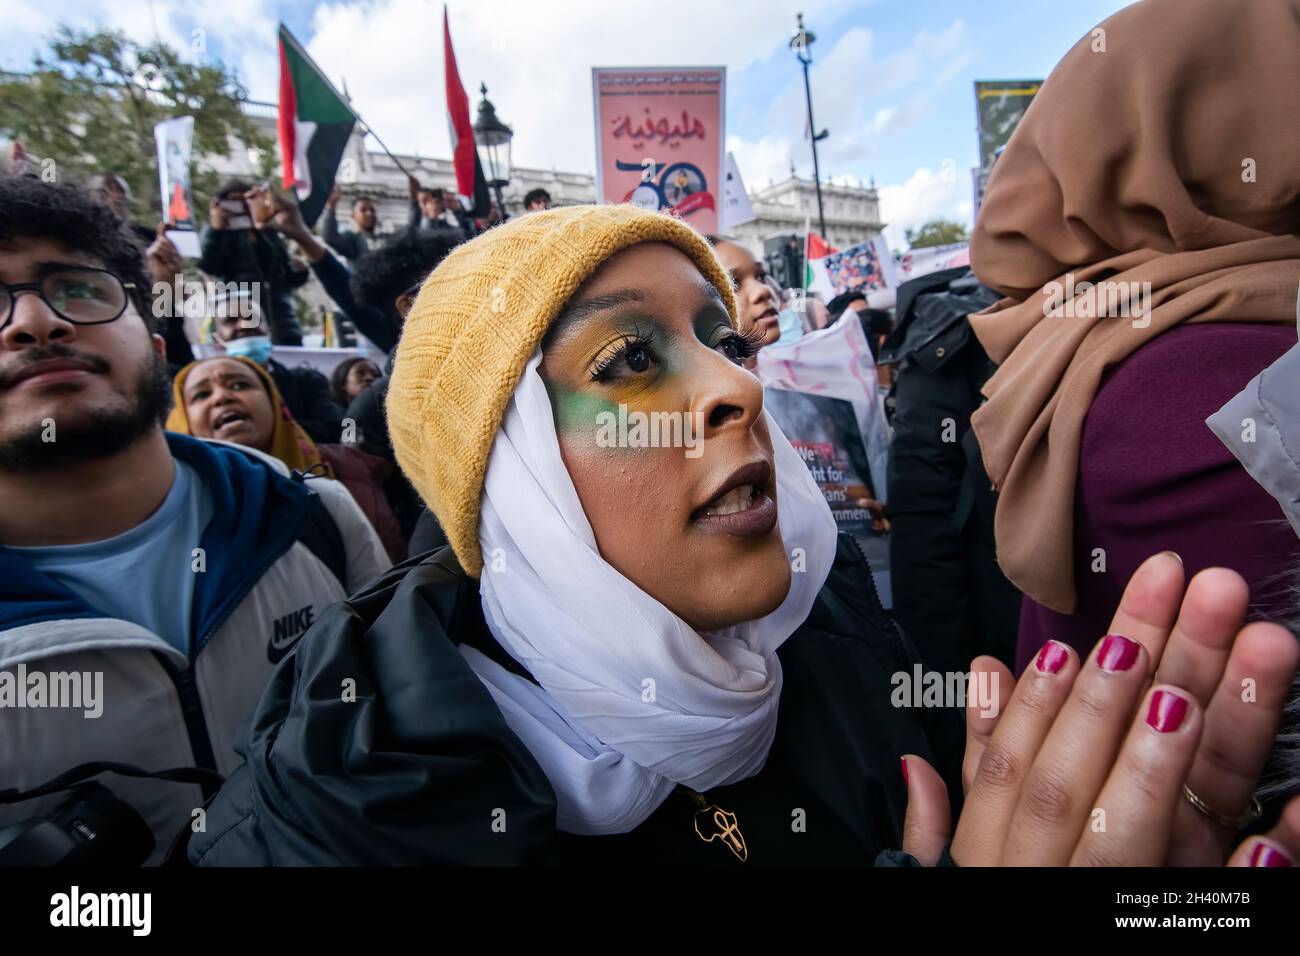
top-left (197, 99), bottom-right (890, 334)
top-left (216, 100), bottom-right (886, 253)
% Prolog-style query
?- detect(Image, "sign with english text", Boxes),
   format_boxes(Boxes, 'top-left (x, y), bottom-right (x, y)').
top-left (592, 67), bottom-right (726, 235)
top-left (763, 387), bottom-right (891, 607)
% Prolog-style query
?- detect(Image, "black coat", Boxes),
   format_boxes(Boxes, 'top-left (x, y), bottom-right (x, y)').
top-left (268, 359), bottom-right (343, 446)
top-left (344, 377), bottom-right (425, 544)
top-left (188, 535), bottom-right (962, 865)
top-left (198, 226), bottom-right (308, 346)
top-left (320, 207), bottom-right (386, 264)
top-left (880, 268), bottom-right (1022, 675)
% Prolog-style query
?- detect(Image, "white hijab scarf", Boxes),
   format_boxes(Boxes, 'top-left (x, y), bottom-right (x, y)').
top-left (462, 350), bottom-right (838, 835)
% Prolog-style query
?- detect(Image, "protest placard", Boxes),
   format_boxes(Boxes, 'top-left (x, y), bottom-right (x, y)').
top-left (592, 67), bottom-right (726, 234)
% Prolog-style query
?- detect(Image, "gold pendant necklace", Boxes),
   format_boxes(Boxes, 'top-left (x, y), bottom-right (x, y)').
top-left (680, 787), bottom-right (748, 863)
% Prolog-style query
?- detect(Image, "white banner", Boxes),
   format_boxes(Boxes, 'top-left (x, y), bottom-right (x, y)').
top-left (154, 116), bottom-right (200, 257)
top-left (720, 151), bottom-right (755, 231)
top-left (897, 241), bottom-right (971, 282)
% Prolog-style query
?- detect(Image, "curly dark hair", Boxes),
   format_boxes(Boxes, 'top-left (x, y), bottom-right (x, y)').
top-left (0, 175), bottom-right (152, 321)
top-left (349, 231), bottom-right (459, 319)
top-left (523, 188), bottom-right (551, 208)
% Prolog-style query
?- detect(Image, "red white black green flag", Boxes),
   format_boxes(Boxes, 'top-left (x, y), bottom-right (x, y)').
top-left (443, 7), bottom-right (492, 218)
top-left (277, 23), bottom-right (357, 227)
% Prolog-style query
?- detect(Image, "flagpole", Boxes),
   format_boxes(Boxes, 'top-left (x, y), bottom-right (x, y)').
top-left (358, 123), bottom-right (414, 179)
top-left (803, 212), bottom-right (812, 292)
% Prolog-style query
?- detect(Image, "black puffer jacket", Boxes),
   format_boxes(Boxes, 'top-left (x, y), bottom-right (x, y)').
top-left (267, 359), bottom-right (343, 446)
top-left (881, 268), bottom-right (1021, 675)
top-left (188, 535), bottom-right (962, 865)
top-left (198, 225), bottom-right (309, 346)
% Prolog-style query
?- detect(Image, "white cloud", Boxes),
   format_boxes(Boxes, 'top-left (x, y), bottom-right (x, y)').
top-left (933, 50), bottom-right (975, 88)
top-left (196, 0), bottom-right (280, 101)
top-left (878, 163), bottom-right (970, 250)
top-left (0, 0), bottom-right (53, 54)
top-left (0, 0), bottom-right (280, 103)
top-left (867, 93), bottom-right (929, 138)
top-left (760, 19), bottom-right (970, 180)
top-left (2, 0), bottom-right (970, 196)
top-left (302, 0), bottom-right (864, 174)
top-left (726, 133), bottom-right (793, 190)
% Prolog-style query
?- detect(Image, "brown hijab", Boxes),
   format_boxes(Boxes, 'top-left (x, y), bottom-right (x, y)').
top-left (969, 0), bottom-right (1300, 613)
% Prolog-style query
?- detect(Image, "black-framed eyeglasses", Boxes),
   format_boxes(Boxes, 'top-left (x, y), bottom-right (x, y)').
top-left (0, 266), bottom-right (138, 331)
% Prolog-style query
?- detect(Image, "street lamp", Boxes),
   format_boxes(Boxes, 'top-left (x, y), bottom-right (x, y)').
top-left (474, 83), bottom-right (513, 223)
top-left (790, 12), bottom-right (829, 239)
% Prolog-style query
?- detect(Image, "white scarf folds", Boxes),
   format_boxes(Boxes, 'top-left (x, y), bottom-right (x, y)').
top-left (463, 352), bottom-right (837, 835)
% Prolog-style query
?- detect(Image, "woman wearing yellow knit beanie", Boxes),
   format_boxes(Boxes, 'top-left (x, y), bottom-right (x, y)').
top-left (191, 203), bottom-right (1295, 868)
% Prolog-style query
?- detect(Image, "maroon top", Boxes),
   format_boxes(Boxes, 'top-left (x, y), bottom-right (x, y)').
top-left (1015, 323), bottom-right (1300, 674)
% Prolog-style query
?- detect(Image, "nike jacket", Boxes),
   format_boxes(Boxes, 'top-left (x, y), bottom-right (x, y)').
top-left (0, 433), bottom-right (389, 863)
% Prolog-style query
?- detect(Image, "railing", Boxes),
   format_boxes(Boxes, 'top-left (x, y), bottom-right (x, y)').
top-left (239, 100), bottom-right (279, 120)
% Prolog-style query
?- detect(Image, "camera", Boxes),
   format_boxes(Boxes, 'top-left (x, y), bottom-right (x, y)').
top-left (0, 781), bottom-right (154, 866)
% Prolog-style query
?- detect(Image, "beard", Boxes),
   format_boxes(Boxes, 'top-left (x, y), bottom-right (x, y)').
top-left (0, 344), bottom-right (172, 472)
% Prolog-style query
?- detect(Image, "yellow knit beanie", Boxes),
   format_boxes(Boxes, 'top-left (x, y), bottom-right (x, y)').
top-left (387, 204), bottom-right (739, 577)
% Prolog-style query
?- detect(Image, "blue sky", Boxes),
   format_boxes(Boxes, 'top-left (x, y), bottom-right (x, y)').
top-left (727, 0), bottom-right (1131, 187)
top-left (2, 0), bottom-right (1135, 244)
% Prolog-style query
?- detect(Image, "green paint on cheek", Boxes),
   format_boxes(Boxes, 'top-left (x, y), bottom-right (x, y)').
top-left (544, 380), bottom-right (621, 437)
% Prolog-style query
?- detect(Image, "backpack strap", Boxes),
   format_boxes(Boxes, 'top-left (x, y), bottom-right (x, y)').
top-left (292, 471), bottom-right (348, 589)
top-left (0, 761), bottom-right (225, 805)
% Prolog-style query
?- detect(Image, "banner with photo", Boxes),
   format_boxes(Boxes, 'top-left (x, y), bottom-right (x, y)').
top-left (824, 236), bottom-right (901, 295)
top-left (974, 79), bottom-right (1041, 215)
top-left (755, 311), bottom-right (891, 506)
top-left (763, 388), bottom-right (891, 606)
top-left (897, 240), bottom-right (971, 282)
top-left (812, 235), bottom-right (902, 307)
top-left (975, 79), bottom-right (1041, 173)
top-left (154, 116), bottom-right (200, 257)
top-left (592, 67), bottom-right (726, 234)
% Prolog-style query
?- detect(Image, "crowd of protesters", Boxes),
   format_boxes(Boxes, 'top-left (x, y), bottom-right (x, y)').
top-left (0, 0), bottom-right (1298, 868)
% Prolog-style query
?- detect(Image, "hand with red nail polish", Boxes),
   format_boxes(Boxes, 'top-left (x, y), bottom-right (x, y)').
top-left (1226, 795), bottom-right (1300, 867)
top-left (900, 551), bottom-right (1299, 867)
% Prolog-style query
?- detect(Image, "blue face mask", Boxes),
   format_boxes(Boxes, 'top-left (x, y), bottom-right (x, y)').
top-left (775, 308), bottom-right (805, 346)
top-left (224, 334), bottom-right (273, 366)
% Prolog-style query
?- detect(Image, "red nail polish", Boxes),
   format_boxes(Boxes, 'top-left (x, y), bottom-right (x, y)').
top-left (1097, 633), bottom-right (1140, 672)
top-left (1036, 640), bottom-right (1069, 674)
top-left (1249, 843), bottom-right (1292, 867)
top-left (1145, 689), bottom-right (1189, 733)
top-left (900, 757), bottom-right (909, 787)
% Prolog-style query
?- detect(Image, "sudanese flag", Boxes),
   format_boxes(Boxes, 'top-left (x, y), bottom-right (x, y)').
top-left (277, 23), bottom-right (357, 227)
top-left (443, 8), bottom-right (491, 218)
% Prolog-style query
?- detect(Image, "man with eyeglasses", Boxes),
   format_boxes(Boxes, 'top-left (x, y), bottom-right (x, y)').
top-left (0, 176), bottom-right (389, 864)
